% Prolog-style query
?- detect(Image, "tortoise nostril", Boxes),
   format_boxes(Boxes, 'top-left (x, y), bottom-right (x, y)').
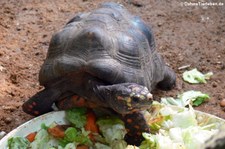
top-left (132, 97), bottom-right (139, 102)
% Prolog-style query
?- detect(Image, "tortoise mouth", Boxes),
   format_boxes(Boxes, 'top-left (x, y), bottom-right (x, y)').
top-left (115, 103), bottom-right (152, 114)
top-left (132, 104), bottom-right (152, 111)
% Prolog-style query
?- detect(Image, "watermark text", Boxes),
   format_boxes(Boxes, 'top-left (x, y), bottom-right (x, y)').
top-left (182, 1), bottom-right (224, 7)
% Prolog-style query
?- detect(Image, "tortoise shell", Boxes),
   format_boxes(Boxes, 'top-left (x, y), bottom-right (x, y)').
top-left (39, 2), bottom-right (168, 92)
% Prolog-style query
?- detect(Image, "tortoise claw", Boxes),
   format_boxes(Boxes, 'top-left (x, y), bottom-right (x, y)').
top-left (22, 88), bottom-right (61, 116)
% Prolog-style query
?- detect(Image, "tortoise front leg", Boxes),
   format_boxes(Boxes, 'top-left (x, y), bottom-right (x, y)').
top-left (121, 111), bottom-right (150, 146)
top-left (22, 87), bottom-right (62, 116)
top-left (22, 78), bottom-right (70, 116)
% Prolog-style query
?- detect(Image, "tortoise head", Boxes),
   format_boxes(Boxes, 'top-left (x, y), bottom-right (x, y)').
top-left (96, 83), bottom-right (153, 114)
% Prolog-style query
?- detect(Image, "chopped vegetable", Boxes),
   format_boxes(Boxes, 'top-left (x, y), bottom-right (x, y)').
top-left (111, 140), bottom-right (127, 149)
top-left (8, 137), bottom-right (30, 149)
top-left (66, 107), bottom-right (87, 128)
top-left (7, 105), bottom-right (224, 149)
top-left (139, 104), bottom-right (222, 149)
top-left (77, 144), bottom-right (89, 149)
top-left (59, 126), bottom-right (92, 147)
top-left (178, 91), bottom-right (210, 106)
top-left (30, 129), bottom-right (50, 149)
top-left (161, 90), bottom-right (210, 107)
top-left (126, 145), bottom-right (140, 149)
top-left (97, 117), bottom-right (126, 144)
top-left (182, 68), bottom-right (213, 84)
top-left (64, 127), bottom-right (78, 142)
top-left (48, 125), bottom-right (65, 138)
top-left (25, 132), bottom-right (37, 142)
top-left (168, 107), bottom-right (197, 129)
top-left (95, 142), bottom-right (111, 149)
top-left (64, 143), bottom-right (77, 149)
top-left (85, 110), bottom-right (99, 140)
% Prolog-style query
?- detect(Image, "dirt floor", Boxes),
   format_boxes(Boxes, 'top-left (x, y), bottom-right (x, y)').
top-left (0, 0), bottom-right (224, 134)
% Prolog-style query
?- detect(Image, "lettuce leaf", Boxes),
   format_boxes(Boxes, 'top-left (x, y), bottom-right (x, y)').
top-left (64, 142), bottom-right (76, 149)
top-left (183, 68), bottom-right (213, 84)
top-left (140, 104), bottom-right (221, 149)
top-left (30, 129), bottom-right (50, 149)
top-left (140, 133), bottom-right (157, 149)
top-left (140, 132), bottom-right (185, 149)
top-left (161, 91), bottom-right (210, 107)
top-left (59, 127), bottom-right (92, 147)
top-left (111, 140), bottom-right (127, 149)
top-left (97, 117), bottom-right (127, 147)
top-left (65, 107), bottom-right (87, 128)
top-left (182, 126), bottom-right (217, 149)
top-left (95, 142), bottom-right (111, 149)
top-left (95, 117), bottom-right (127, 149)
top-left (170, 107), bottom-right (197, 128)
top-left (8, 137), bottom-right (30, 149)
top-left (178, 90), bottom-right (209, 106)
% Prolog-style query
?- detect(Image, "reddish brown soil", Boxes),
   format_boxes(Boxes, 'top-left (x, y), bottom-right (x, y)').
top-left (0, 0), bottom-right (224, 133)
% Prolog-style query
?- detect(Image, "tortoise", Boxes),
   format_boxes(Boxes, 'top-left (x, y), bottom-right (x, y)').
top-left (22, 2), bottom-right (176, 145)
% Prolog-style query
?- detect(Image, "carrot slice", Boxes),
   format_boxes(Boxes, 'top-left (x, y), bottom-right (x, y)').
top-left (47, 125), bottom-right (65, 138)
top-left (25, 132), bottom-right (37, 142)
top-left (77, 145), bottom-right (89, 149)
top-left (84, 110), bottom-right (99, 140)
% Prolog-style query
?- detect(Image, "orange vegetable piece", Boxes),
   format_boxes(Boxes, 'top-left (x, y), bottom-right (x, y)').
top-left (47, 125), bottom-right (65, 138)
top-left (84, 110), bottom-right (99, 140)
top-left (25, 132), bottom-right (37, 142)
top-left (77, 145), bottom-right (89, 149)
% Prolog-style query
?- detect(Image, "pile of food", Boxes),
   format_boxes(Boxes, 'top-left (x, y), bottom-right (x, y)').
top-left (6, 102), bottom-right (224, 149)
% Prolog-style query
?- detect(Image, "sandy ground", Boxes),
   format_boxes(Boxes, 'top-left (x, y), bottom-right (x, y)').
top-left (0, 0), bottom-right (224, 134)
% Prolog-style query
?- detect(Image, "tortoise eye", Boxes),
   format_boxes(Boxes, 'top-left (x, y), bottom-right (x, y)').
top-left (132, 96), bottom-right (139, 102)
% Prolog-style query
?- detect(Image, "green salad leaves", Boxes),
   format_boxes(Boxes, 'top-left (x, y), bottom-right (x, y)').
top-left (66, 108), bottom-right (87, 128)
top-left (8, 137), bottom-right (30, 149)
top-left (7, 108), bottom-right (128, 149)
top-left (139, 103), bottom-right (222, 149)
top-left (182, 68), bottom-right (213, 84)
top-left (7, 103), bottom-right (224, 149)
top-left (161, 90), bottom-right (210, 107)
top-left (96, 117), bottom-right (127, 149)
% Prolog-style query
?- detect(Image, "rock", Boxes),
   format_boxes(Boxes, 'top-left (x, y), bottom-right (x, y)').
top-left (220, 99), bottom-right (225, 107)
top-left (126, 0), bottom-right (144, 7)
top-left (4, 117), bottom-right (12, 124)
top-left (0, 131), bottom-right (6, 139)
top-left (212, 82), bottom-right (217, 88)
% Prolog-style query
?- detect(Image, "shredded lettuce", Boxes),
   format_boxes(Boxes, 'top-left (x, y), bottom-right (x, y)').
top-left (7, 105), bottom-right (223, 149)
top-left (182, 68), bottom-right (213, 84)
top-left (140, 104), bottom-right (221, 149)
top-left (8, 137), bottom-right (30, 149)
top-left (63, 143), bottom-right (76, 149)
top-left (30, 129), bottom-right (50, 149)
top-left (182, 126), bottom-right (217, 149)
top-left (95, 142), bottom-right (111, 149)
top-left (65, 107), bottom-right (87, 128)
top-left (169, 107), bottom-right (197, 129)
top-left (111, 140), bottom-right (127, 149)
top-left (126, 145), bottom-right (140, 149)
top-left (59, 125), bottom-right (92, 147)
top-left (161, 90), bottom-right (210, 107)
top-left (97, 117), bottom-right (127, 149)
top-left (178, 91), bottom-right (210, 106)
